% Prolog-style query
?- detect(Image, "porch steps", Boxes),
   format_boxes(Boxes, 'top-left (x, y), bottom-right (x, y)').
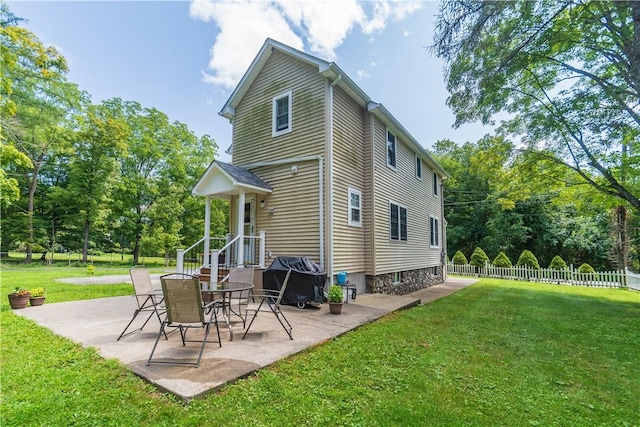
top-left (195, 267), bottom-right (230, 284)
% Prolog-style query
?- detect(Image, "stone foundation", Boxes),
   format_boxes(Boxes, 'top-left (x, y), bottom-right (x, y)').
top-left (366, 266), bottom-right (444, 295)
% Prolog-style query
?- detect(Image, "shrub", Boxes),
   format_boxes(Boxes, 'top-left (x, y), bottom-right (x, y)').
top-left (578, 263), bottom-right (595, 273)
top-left (516, 250), bottom-right (540, 269)
top-left (549, 255), bottom-right (568, 270)
top-left (469, 247), bottom-right (490, 268)
top-left (493, 251), bottom-right (513, 267)
top-left (327, 285), bottom-right (344, 303)
top-left (452, 250), bottom-right (468, 265)
top-left (29, 287), bottom-right (45, 297)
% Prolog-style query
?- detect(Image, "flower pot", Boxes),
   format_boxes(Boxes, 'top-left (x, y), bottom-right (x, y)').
top-left (328, 302), bottom-right (343, 314)
top-left (8, 294), bottom-right (30, 309)
top-left (30, 296), bottom-right (46, 306)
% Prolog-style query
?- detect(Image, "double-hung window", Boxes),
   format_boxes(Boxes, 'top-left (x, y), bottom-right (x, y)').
top-left (272, 90), bottom-right (292, 137)
top-left (387, 129), bottom-right (396, 169)
top-left (390, 202), bottom-right (407, 241)
top-left (348, 188), bottom-right (362, 227)
top-left (433, 172), bottom-right (438, 196)
top-left (430, 216), bottom-right (440, 247)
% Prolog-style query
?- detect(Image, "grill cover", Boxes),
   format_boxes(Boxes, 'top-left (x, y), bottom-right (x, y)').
top-left (263, 257), bottom-right (327, 306)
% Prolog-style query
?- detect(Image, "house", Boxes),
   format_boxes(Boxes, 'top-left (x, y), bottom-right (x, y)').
top-left (189, 38), bottom-right (449, 296)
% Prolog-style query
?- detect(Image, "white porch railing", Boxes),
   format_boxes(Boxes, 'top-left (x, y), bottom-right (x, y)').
top-left (177, 231), bottom-right (266, 288)
top-left (447, 262), bottom-right (639, 290)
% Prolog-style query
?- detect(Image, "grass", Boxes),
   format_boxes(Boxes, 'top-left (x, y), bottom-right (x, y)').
top-left (2, 251), bottom-right (170, 267)
top-left (0, 267), bottom-right (169, 303)
top-left (1, 269), bottom-right (638, 426)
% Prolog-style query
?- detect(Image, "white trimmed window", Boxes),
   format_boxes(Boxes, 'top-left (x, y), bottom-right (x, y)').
top-left (416, 156), bottom-right (422, 179)
top-left (390, 202), bottom-right (407, 241)
top-left (272, 90), bottom-right (292, 137)
top-left (433, 171), bottom-right (438, 196)
top-left (348, 188), bottom-right (362, 227)
top-left (430, 216), bottom-right (440, 248)
top-left (387, 128), bottom-right (396, 169)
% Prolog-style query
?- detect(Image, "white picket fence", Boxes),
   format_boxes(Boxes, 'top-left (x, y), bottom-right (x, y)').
top-left (447, 263), bottom-right (640, 290)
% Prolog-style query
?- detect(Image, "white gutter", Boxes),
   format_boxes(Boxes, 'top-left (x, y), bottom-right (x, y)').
top-left (239, 156), bottom-right (324, 269)
top-left (326, 75), bottom-right (341, 284)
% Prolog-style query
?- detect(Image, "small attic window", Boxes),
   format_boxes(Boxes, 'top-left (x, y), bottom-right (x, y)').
top-left (272, 90), bottom-right (292, 137)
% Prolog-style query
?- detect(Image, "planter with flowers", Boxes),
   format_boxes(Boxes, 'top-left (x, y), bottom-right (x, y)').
top-left (327, 285), bottom-right (344, 314)
top-left (8, 288), bottom-right (30, 310)
top-left (29, 288), bottom-right (46, 306)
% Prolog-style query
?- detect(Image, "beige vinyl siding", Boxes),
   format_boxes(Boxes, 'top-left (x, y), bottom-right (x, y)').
top-left (331, 86), bottom-right (366, 274)
top-left (232, 51), bottom-right (326, 166)
top-left (230, 161), bottom-right (322, 265)
top-left (363, 113), bottom-right (374, 275)
top-left (371, 118), bottom-right (443, 275)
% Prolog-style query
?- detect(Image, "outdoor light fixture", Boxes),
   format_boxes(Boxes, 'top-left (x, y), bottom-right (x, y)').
top-left (260, 200), bottom-right (266, 208)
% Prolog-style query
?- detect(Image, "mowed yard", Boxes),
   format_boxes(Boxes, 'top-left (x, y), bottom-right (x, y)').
top-left (1, 268), bottom-right (638, 426)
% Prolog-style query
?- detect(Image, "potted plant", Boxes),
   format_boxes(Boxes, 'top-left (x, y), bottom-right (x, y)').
top-left (327, 285), bottom-right (344, 314)
top-left (29, 287), bottom-right (46, 306)
top-left (8, 287), bottom-right (30, 310)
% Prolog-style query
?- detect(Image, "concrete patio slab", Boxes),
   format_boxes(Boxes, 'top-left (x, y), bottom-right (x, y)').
top-left (14, 276), bottom-right (477, 401)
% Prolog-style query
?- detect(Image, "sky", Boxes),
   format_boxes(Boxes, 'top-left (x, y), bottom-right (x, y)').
top-left (7, 0), bottom-right (494, 162)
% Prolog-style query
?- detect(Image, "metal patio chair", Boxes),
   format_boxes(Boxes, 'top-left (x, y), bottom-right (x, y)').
top-left (147, 273), bottom-right (222, 368)
top-left (226, 266), bottom-right (255, 327)
top-left (117, 266), bottom-right (166, 341)
top-left (242, 269), bottom-right (293, 340)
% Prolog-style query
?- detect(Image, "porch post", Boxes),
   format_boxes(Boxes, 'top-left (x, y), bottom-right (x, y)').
top-left (237, 190), bottom-right (245, 266)
top-left (259, 230), bottom-right (266, 268)
top-left (204, 196), bottom-right (211, 267)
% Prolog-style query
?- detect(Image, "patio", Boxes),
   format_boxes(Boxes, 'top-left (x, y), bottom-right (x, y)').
top-left (14, 277), bottom-right (476, 401)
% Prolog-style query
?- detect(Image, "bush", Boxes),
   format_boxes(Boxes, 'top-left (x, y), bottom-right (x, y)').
top-left (327, 285), bottom-right (344, 303)
top-left (577, 263), bottom-right (595, 273)
top-left (549, 255), bottom-right (568, 270)
top-left (469, 247), bottom-right (490, 268)
top-left (493, 251), bottom-right (513, 268)
top-left (516, 250), bottom-right (540, 269)
top-left (452, 250), bottom-right (468, 265)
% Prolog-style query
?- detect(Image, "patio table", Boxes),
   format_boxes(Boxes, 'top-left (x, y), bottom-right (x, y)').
top-left (202, 282), bottom-right (253, 341)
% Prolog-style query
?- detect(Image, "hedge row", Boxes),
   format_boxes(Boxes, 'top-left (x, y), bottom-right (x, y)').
top-left (451, 248), bottom-right (595, 273)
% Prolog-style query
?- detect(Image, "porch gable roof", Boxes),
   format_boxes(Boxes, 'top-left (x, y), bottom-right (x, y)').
top-left (192, 160), bottom-right (272, 198)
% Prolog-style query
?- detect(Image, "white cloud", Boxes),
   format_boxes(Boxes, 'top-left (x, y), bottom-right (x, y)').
top-left (356, 69), bottom-right (371, 80)
top-left (190, 0), bottom-right (422, 89)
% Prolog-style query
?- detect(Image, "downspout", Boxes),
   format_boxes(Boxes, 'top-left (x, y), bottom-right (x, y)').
top-left (326, 74), bottom-right (341, 284)
top-left (370, 114), bottom-right (376, 278)
top-left (440, 177), bottom-right (447, 280)
top-left (240, 156), bottom-right (324, 269)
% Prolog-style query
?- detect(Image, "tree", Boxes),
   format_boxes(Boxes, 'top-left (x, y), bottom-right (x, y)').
top-left (432, 1), bottom-right (640, 213)
top-left (549, 255), bottom-right (568, 270)
top-left (1, 5), bottom-right (83, 262)
top-left (517, 250), bottom-right (541, 269)
top-left (469, 247), bottom-right (489, 267)
top-left (493, 251), bottom-right (512, 267)
top-left (452, 250), bottom-right (468, 265)
top-left (109, 100), bottom-right (217, 264)
top-left (0, 142), bottom-right (29, 208)
top-left (67, 101), bottom-right (128, 262)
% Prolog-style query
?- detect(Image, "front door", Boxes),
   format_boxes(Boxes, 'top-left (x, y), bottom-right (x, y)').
top-left (243, 199), bottom-right (255, 264)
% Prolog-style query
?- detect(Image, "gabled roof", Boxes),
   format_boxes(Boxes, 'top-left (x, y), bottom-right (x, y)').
top-left (192, 160), bottom-right (272, 198)
top-left (218, 38), bottom-right (448, 179)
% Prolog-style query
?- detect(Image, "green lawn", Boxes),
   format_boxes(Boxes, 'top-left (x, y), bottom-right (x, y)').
top-left (1, 269), bottom-right (638, 426)
top-left (2, 251), bottom-right (170, 267)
